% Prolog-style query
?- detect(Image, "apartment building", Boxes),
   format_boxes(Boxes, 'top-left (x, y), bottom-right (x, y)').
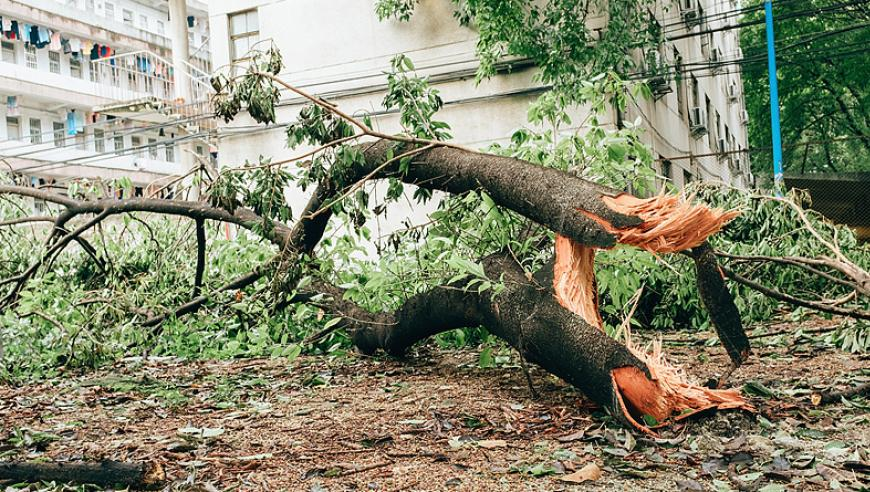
top-left (207, 0), bottom-right (752, 231)
top-left (0, 0), bottom-right (213, 194)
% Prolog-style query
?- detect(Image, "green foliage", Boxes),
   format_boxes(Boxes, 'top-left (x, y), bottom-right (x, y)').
top-left (383, 55), bottom-right (452, 140)
top-left (212, 45), bottom-right (284, 124)
top-left (740, 0), bottom-right (870, 174)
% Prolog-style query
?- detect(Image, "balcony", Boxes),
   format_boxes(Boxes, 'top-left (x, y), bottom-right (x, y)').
top-left (0, 137), bottom-right (183, 184)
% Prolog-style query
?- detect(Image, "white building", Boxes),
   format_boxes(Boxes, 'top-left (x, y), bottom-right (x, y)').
top-left (0, 0), bottom-right (213, 196)
top-left (208, 1), bottom-right (753, 191)
top-left (207, 0), bottom-right (753, 236)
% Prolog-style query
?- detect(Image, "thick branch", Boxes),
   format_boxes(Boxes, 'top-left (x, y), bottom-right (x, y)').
top-left (193, 218), bottom-right (206, 297)
top-left (349, 253), bottom-right (650, 425)
top-left (0, 460), bottom-right (164, 490)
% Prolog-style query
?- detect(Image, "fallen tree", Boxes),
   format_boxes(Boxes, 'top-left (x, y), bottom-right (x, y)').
top-left (1, 49), bottom-right (867, 435)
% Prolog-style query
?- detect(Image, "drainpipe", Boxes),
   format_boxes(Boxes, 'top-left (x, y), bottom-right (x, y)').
top-left (168, 0), bottom-right (198, 199)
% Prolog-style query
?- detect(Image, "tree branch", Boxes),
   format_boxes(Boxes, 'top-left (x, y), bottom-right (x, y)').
top-left (193, 218), bottom-right (206, 298)
top-left (721, 265), bottom-right (870, 320)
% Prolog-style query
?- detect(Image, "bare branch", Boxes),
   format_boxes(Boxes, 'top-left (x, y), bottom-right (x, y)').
top-left (0, 216), bottom-right (56, 227)
top-left (721, 265), bottom-right (870, 320)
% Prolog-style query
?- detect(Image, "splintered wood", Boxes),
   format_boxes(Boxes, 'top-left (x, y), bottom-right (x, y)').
top-left (554, 193), bottom-right (751, 434)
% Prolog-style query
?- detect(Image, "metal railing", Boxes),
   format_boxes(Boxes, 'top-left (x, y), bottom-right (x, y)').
top-left (90, 50), bottom-right (213, 105)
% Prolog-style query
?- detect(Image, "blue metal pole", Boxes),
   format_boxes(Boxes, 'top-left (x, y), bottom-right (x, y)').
top-left (765, 0), bottom-right (784, 193)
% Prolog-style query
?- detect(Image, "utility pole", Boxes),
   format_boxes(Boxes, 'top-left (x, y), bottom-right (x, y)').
top-left (764, 0), bottom-right (784, 194)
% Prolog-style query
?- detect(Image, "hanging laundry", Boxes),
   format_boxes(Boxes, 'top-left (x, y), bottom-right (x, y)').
top-left (69, 37), bottom-right (81, 53)
top-left (66, 111), bottom-right (76, 136)
top-left (1, 17), bottom-right (11, 33)
top-left (187, 16), bottom-right (195, 28)
top-left (37, 27), bottom-right (50, 45)
top-left (89, 44), bottom-right (99, 60)
top-left (49, 32), bottom-right (61, 51)
top-left (27, 25), bottom-right (39, 45)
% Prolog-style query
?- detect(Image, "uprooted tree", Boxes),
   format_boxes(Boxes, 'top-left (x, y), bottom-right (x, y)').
top-left (1, 46), bottom-right (868, 434)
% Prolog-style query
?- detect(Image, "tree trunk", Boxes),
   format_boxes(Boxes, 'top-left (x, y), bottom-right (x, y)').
top-left (0, 460), bottom-right (164, 490)
top-left (349, 253), bottom-right (751, 434)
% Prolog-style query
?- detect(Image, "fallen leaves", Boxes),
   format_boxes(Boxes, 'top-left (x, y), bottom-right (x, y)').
top-left (559, 462), bottom-right (602, 483)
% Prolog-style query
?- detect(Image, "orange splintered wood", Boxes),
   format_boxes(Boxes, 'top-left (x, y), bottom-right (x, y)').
top-left (554, 193), bottom-right (750, 434)
top-left (597, 192), bottom-right (739, 253)
top-left (554, 235), bottom-right (603, 328)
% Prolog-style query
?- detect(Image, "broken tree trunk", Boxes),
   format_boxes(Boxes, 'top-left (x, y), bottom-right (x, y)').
top-left (0, 139), bottom-right (755, 434)
top-left (350, 253), bottom-right (752, 434)
top-left (0, 460), bottom-right (165, 490)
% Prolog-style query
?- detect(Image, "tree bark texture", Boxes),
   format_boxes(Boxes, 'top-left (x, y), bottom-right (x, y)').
top-left (0, 460), bottom-right (164, 490)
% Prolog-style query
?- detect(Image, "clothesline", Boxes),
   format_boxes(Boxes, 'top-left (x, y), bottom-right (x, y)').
top-left (1, 15), bottom-right (115, 62)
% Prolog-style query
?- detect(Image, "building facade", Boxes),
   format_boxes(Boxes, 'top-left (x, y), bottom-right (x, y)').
top-left (208, 1), bottom-right (753, 189)
top-left (0, 0), bottom-right (213, 195)
top-left (207, 0), bottom-right (753, 233)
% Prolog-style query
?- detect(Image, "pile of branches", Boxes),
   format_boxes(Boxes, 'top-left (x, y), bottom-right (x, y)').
top-left (1, 49), bottom-right (867, 434)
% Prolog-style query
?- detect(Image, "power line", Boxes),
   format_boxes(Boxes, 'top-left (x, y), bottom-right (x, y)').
top-left (655, 135), bottom-right (870, 161)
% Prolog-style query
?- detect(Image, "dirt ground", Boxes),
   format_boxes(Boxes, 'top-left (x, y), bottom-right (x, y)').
top-left (1, 320), bottom-right (868, 491)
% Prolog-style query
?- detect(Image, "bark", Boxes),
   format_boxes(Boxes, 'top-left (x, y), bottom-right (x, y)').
top-left (690, 243), bottom-right (750, 365)
top-left (0, 460), bottom-right (164, 490)
top-left (193, 218), bottom-right (206, 297)
top-left (350, 253), bottom-right (650, 425)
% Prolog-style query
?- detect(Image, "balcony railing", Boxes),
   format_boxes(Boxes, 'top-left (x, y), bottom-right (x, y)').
top-left (90, 50), bottom-right (213, 105)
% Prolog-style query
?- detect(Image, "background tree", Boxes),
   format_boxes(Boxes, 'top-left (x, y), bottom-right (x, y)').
top-left (741, 0), bottom-right (870, 175)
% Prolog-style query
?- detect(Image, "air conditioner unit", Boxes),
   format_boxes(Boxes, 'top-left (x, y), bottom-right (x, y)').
top-left (680, 0), bottom-right (701, 27)
top-left (645, 50), bottom-right (673, 98)
top-left (689, 106), bottom-right (708, 137)
top-left (728, 82), bottom-right (740, 102)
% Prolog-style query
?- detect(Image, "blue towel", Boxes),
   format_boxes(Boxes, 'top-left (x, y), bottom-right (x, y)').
top-left (66, 112), bottom-right (76, 136)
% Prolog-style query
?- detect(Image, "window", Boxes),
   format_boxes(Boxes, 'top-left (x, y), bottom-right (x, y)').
top-left (28, 118), bottom-right (42, 144)
top-left (105, 2), bottom-right (115, 20)
top-left (94, 128), bottom-right (105, 152)
top-left (139, 14), bottom-right (148, 30)
top-left (690, 75), bottom-right (699, 108)
top-left (131, 136), bottom-right (142, 157)
top-left (1, 41), bottom-right (16, 63)
top-left (123, 9), bottom-right (134, 26)
top-left (148, 138), bottom-right (158, 159)
top-left (683, 169), bottom-right (693, 185)
top-left (49, 51), bottom-right (61, 74)
top-left (673, 47), bottom-right (685, 118)
top-left (701, 33), bottom-right (712, 60)
top-left (86, 0), bottom-right (95, 11)
top-left (165, 143), bottom-right (175, 162)
top-left (705, 95), bottom-right (713, 148)
top-left (229, 10), bottom-right (259, 62)
top-left (70, 58), bottom-right (82, 78)
top-left (156, 20), bottom-right (165, 36)
top-left (661, 159), bottom-right (672, 182)
top-left (25, 45), bottom-right (37, 69)
top-left (75, 132), bottom-right (86, 150)
top-left (6, 117), bottom-right (20, 141)
top-left (114, 134), bottom-right (125, 154)
top-left (53, 122), bottom-right (65, 147)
